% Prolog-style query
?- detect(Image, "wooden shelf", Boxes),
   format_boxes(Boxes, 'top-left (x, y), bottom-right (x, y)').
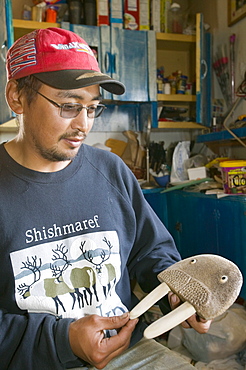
top-left (156, 32), bottom-right (196, 52)
top-left (157, 94), bottom-right (196, 102)
top-left (197, 126), bottom-right (246, 143)
top-left (156, 32), bottom-right (196, 43)
top-left (0, 118), bottom-right (18, 132)
top-left (13, 19), bottom-right (60, 29)
top-left (13, 19), bottom-right (60, 39)
top-left (158, 121), bottom-right (207, 129)
top-left (197, 127), bottom-right (246, 153)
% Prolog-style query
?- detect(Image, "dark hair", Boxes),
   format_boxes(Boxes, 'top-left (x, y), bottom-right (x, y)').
top-left (15, 75), bottom-right (42, 105)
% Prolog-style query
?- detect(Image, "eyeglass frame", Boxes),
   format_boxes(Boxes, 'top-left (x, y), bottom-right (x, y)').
top-left (31, 88), bottom-right (106, 119)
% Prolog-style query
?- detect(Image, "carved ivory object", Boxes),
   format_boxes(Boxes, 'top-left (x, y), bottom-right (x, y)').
top-left (130, 254), bottom-right (243, 339)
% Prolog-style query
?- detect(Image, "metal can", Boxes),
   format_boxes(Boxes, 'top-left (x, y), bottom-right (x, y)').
top-left (177, 75), bottom-right (187, 94)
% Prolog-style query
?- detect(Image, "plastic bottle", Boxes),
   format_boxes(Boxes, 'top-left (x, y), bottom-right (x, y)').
top-left (46, 6), bottom-right (57, 23)
top-left (22, 5), bottom-right (32, 20)
top-left (212, 117), bottom-right (217, 132)
top-left (164, 80), bottom-right (171, 94)
top-left (157, 75), bottom-right (163, 94)
top-left (32, 3), bottom-right (46, 22)
top-left (168, 3), bottom-right (183, 34)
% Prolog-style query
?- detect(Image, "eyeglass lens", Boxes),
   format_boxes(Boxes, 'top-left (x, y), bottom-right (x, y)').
top-left (61, 104), bottom-right (105, 119)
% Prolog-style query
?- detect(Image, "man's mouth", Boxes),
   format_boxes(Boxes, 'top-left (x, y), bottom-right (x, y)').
top-left (61, 133), bottom-right (86, 148)
top-left (64, 137), bottom-right (84, 148)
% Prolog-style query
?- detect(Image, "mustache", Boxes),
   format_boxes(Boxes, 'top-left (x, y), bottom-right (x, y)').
top-left (59, 130), bottom-right (87, 140)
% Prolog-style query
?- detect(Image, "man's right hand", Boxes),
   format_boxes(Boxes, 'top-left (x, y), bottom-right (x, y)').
top-left (69, 313), bottom-right (138, 369)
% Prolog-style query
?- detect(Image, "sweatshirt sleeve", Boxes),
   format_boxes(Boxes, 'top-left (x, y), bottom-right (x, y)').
top-left (0, 309), bottom-right (83, 370)
top-left (125, 171), bottom-right (181, 295)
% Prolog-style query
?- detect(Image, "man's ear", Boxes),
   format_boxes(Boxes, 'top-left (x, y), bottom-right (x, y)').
top-left (5, 80), bottom-right (24, 114)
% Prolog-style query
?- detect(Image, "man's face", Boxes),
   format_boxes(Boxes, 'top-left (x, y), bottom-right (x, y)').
top-left (21, 83), bottom-right (101, 163)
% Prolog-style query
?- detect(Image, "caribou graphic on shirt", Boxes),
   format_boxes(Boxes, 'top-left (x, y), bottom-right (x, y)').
top-left (15, 234), bottom-right (117, 316)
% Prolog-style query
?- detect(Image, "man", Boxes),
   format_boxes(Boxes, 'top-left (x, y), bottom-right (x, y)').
top-left (0, 28), bottom-right (210, 369)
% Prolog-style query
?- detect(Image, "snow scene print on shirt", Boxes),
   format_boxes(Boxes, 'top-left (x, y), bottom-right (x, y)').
top-left (11, 230), bottom-right (128, 323)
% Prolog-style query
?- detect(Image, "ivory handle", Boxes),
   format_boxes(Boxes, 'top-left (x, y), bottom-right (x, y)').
top-left (144, 301), bottom-right (196, 339)
top-left (130, 282), bottom-right (170, 319)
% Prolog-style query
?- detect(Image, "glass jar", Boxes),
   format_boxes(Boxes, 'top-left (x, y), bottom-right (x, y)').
top-left (168, 3), bottom-right (183, 34)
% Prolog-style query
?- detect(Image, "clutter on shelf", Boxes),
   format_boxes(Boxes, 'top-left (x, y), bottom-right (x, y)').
top-left (156, 68), bottom-right (194, 96)
top-left (159, 106), bottom-right (194, 122)
top-left (161, 141), bottom-right (246, 196)
top-left (148, 141), bottom-right (169, 187)
top-left (105, 130), bottom-right (146, 180)
top-left (24, 0), bottom-right (67, 23)
top-left (20, 0), bottom-right (196, 34)
top-left (104, 135), bottom-right (246, 196)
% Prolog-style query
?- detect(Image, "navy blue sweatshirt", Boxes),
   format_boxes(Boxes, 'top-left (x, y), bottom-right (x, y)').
top-left (0, 143), bottom-right (180, 369)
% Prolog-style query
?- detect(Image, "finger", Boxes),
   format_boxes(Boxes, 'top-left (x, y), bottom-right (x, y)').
top-left (168, 292), bottom-right (181, 310)
top-left (96, 312), bottom-right (132, 331)
top-left (184, 314), bottom-right (212, 333)
top-left (168, 293), bottom-right (191, 329)
top-left (93, 318), bottom-right (138, 368)
top-left (100, 316), bottom-right (138, 353)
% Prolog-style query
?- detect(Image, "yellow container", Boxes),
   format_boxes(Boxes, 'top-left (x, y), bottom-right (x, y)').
top-left (220, 160), bottom-right (246, 194)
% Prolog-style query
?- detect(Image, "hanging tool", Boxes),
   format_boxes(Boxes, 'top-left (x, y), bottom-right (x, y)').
top-left (141, 117), bottom-right (157, 189)
top-left (230, 33), bottom-right (236, 104)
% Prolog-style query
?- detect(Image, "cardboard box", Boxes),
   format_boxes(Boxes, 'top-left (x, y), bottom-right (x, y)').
top-left (124, 0), bottom-right (139, 30)
top-left (160, 0), bottom-right (171, 32)
top-left (150, 0), bottom-right (160, 32)
top-left (110, 0), bottom-right (123, 28)
top-left (139, 0), bottom-right (150, 30)
top-left (188, 167), bottom-right (207, 180)
top-left (97, 0), bottom-right (109, 25)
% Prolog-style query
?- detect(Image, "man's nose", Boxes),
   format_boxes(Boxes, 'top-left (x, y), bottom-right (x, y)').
top-left (71, 108), bottom-right (90, 131)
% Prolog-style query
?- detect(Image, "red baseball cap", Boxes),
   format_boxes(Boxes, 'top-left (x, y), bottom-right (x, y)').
top-left (6, 27), bottom-right (125, 95)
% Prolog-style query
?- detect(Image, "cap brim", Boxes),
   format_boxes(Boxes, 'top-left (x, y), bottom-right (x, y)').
top-left (33, 70), bottom-right (125, 95)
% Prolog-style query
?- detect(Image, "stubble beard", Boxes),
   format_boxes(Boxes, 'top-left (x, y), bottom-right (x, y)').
top-left (33, 131), bottom-right (86, 162)
top-left (37, 145), bottom-right (79, 162)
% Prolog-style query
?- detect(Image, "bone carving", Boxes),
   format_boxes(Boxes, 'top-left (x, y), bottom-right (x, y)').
top-left (130, 254), bottom-right (243, 339)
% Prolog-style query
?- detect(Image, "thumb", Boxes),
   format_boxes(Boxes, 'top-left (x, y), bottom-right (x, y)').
top-left (99, 312), bottom-right (131, 330)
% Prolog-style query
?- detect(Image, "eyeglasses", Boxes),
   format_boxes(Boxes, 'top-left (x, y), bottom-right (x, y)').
top-left (32, 89), bottom-right (106, 119)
